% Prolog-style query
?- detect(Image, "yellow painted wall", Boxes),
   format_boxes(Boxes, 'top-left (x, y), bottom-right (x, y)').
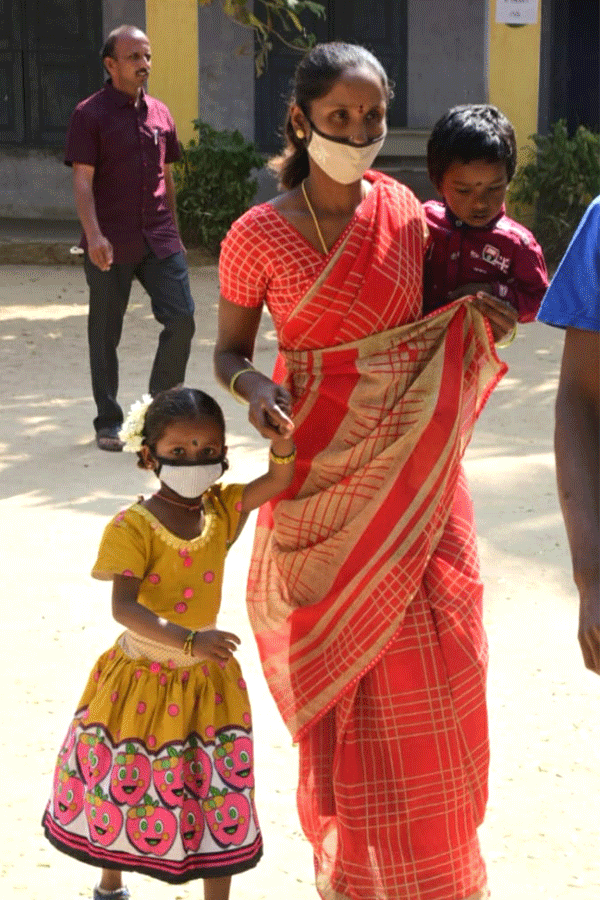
top-left (145, 0), bottom-right (199, 145)
top-left (488, 0), bottom-right (542, 216)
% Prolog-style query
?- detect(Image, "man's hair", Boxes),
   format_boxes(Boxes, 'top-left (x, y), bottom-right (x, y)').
top-left (101, 24), bottom-right (146, 62)
top-left (427, 104), bottom-right (517, 188)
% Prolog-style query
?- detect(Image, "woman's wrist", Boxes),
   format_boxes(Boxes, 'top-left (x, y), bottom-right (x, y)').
top-left (229, 366), bottom-right (258, 404)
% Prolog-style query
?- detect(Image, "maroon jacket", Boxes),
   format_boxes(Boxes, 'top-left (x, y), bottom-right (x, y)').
top-left (423, 200), bottom-right (548, 322)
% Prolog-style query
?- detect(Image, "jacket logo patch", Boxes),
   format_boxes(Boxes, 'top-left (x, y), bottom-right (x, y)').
top-left (482, 243), bottom-right (510, 273)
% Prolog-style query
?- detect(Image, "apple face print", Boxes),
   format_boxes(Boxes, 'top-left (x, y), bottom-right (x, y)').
top-left (214, 732), bottom-right (254, 790)
top-left (180, 796), bottom-right (205, 852)
top-left (110, 743), bottom-right (152, 806)
top-left (126, 795), bottom-right (177, 856)
top-left (84, 786), bottom-right (123, 847)
top-left (202, 787), bottom-right (250, 847)
top-left (54, 767), bottom-right (85, 825)
top-left (76, 729), bottom-right (112, 788)
top-left (152, 746), bottom-right (185, 807)
top-left (182, 736), bottom-right (212, 799)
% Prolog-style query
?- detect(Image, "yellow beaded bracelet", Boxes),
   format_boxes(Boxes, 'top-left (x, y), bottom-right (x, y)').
top-left (269, 446), bottom-right (297, 465)
top-left (229, 367), bottom-right (256, 404)
top-left (183, 630), bottom-right (197, 656)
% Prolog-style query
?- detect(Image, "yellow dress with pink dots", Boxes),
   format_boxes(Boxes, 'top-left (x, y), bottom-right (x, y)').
top-left (42, 483), bottom-right (262, 883)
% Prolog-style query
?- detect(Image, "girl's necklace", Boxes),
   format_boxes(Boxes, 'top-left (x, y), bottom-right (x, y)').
top-left (301, 179), bottom-right (329, 255)
top-left (153, 491), bottom-right (203, 512)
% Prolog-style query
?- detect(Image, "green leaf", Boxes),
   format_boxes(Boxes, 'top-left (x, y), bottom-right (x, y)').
top-left (511, 119), bottom-right (599, 265)
top-left (176, 117), bottom-right (264, 252)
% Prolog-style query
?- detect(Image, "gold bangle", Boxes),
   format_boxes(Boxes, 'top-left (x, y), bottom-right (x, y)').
top-left (229, 367), bottom-right (256, 404)
top-left (496, 323), bottom-right (518, 348)
top-left (183, 630), bottom-right (197, 656)
top-left (269, 446), bottom-right (297, 465)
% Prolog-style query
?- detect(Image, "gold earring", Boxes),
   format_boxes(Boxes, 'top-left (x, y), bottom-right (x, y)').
top-left (295, 129), bottom-right (305, 140)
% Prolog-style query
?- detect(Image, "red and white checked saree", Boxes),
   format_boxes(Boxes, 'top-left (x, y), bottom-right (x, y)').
top-left (240, 176), bottom-right (506, 900)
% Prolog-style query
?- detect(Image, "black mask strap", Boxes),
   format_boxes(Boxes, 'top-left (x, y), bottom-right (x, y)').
top-left (307, 116), bottom-right (385, 148)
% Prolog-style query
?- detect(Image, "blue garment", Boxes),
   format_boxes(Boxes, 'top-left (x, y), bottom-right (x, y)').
top-left (537, 196), bottom-right (600, 331)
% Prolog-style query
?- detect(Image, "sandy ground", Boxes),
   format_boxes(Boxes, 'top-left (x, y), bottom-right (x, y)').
top-left (0, 264), bottom-right (598, 900)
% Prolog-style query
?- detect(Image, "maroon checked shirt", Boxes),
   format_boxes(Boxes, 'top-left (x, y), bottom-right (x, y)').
top-left (65, 81), bottom-right (182, 264)
top-left (423, 201), bottom-right (549, 322)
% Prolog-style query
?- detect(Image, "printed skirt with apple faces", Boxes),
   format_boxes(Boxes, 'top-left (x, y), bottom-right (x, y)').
top-left (41, 637), bottom-right (262, 882)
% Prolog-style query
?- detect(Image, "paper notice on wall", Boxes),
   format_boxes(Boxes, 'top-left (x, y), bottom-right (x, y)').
top-left (495, 0), bottom-right (539, 24)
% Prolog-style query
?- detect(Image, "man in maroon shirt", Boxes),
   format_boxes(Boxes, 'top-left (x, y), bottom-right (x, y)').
top-left (65, 24), bottom-right (195, 450)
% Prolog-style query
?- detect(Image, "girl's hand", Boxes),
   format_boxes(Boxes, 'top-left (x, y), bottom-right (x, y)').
top-left (192, 629), bottom-right (240, 663)
top-left (471, 291), bottom-right (518, 343)
top-left (247, 378), bottom-right (294, 441)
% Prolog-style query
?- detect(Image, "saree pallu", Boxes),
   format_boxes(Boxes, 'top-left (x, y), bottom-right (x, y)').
top-left (247, 301), bottom-right (505, 900)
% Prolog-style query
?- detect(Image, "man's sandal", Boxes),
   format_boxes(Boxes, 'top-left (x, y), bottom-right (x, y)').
top-left (95, 426), bottom-right (124, 452)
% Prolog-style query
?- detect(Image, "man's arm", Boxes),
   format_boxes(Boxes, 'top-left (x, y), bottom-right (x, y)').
top-left (555, 326), bottom-right (600, 674)
top-left (164, 164), bottom-right (184, 251)
top-left (72, 163), bottom-right (113, 271)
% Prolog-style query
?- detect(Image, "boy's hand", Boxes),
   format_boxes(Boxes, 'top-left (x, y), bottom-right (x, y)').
top-left (447, 282), bottom-right (495, 301)
top-left (471, 291), bottom-right (518, 343)
top-left (192, 629), bottom-right (240, 663)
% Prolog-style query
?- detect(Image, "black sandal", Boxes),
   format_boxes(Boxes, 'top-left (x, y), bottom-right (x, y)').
top-left (95, 426), bottom-right (124, 452)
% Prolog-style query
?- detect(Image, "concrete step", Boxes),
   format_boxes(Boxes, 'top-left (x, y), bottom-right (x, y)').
top-left (0, 217), bottom-right (217, 265)
top-left (0, 217), bottom-right (82, 264)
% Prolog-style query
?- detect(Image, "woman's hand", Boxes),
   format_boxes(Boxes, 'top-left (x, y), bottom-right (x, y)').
top-left (215, 296), bottom-right (294, 439)
top-left (471, 291), bottom-right (518, 343)
top-left (192, 629), bottom-right (241, 663)
top-left (247, 376), bottom-right (294, 440)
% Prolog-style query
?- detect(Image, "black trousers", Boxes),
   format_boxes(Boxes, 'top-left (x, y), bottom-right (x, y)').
top-left (84, 247), bottom-right (195, 433)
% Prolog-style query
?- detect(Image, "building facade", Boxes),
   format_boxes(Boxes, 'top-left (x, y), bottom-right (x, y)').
top-left (0, 0), bottom-right (597, 219)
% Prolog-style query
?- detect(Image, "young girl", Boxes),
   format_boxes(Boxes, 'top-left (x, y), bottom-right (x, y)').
top-left (42, 387), bottom-right (295, 900)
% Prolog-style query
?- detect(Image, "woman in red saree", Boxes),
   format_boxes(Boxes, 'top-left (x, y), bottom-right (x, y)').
top-left (214, 43), bottom-right (515, 900)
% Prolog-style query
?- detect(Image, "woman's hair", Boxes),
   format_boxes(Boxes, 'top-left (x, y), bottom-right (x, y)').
top-left (426, 104), bottom-right (517, 188)
top-left (137, 387), bottom-right (226, 468)
top-left (269, 42), bottom-right (392, 190)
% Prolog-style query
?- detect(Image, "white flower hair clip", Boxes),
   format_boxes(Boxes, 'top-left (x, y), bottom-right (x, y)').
top-left (119, 394), bottom-right (153, 452)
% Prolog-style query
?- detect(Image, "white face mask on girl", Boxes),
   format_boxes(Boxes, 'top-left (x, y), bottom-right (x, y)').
top-left (306, 120), bottom-right (387, 185)
top-left (155, 458), bottom-right (226, 499)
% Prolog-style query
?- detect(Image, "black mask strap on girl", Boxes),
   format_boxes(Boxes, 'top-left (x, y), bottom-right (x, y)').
top-left (150, 452), bottom-right (229, 478)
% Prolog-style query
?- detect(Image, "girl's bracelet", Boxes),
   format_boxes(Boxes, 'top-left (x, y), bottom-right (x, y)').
top-left (270, 446), bottom-right (297, 465)
top-left (229, 367), bottom-right (256, 404)
top-left (183, 630), bottom-right (197, 656)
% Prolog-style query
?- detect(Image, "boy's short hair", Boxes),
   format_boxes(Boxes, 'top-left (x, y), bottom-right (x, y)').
top-left (427, 104), bottom-right (517, 188)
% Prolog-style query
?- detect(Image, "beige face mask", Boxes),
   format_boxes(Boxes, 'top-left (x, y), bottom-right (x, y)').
top-left (306, 120), bottom-right (387, 184)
